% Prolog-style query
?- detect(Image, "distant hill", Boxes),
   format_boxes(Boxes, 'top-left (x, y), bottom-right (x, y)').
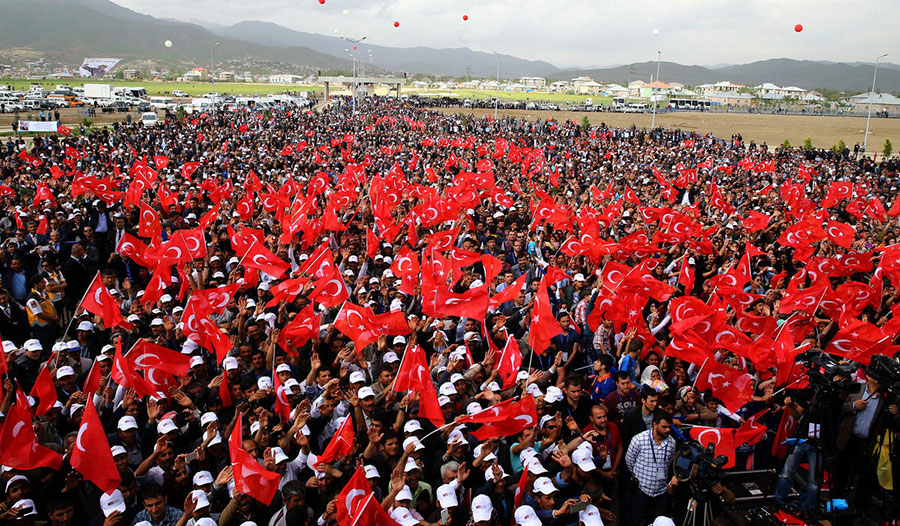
top-left (215, 21), bottom-right (560, 78)
top-left (0, 0), bottom-right (350, 71)
top-left (552, 58), bottom-right (900, 93)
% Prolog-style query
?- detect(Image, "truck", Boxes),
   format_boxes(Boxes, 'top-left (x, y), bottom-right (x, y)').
top-left (84, 83), bottom-right (114, 100)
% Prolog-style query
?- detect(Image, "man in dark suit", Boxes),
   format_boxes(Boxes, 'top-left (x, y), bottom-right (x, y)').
top-left (62, 243), bottom-right (91, 311)
top-left (0, 288), bottom-right (30, 345)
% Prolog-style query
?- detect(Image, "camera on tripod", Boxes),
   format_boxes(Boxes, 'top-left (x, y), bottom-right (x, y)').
top-left (867, 354), bottom-right (900, 403)
top-left (796, 350), bottom-right (856, 393)
top-left (673, 440), bottom-right (727, 491)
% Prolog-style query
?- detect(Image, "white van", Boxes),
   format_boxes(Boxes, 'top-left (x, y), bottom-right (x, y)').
top-left (149, 96), bottom-right (174, 110)
top-left (140, 112), bottom-right (159, 126)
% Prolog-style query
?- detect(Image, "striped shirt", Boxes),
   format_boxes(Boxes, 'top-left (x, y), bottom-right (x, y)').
top-left (625, 429), bottom-right (675, 497)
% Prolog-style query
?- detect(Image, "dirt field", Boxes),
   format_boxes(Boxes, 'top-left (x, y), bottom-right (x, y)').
top-left (434, 107), bottom-right (900, 154)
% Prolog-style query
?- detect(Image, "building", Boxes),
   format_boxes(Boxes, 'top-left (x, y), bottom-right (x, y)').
top-left (695, 81), bottom-right (745, 96)
top-left (519, 77), bottom-right (547, 89)
top-left (217, 71), bottom-right (235, 82)
top-left (850, 92), bottom-right (900, 113)
top-left (602, 84), bottom-right (630, 97)
top-left (122, 69), bottom-right (139, 80)
top-left (799, 91), bottom-right (825, 104)
top-left (549, 80), bottom-right (572, 93)
top-left (190, 67), bottom-right (208, 79)
top-left (571, 76), bottom-right (595, 93)
top-left (780, 86), bottom-right (808, 98)
top-left (754, 83), bottom-right (782, 96)
top-left (638, 81), bottom-right (676, 99)
top-left (270, 74), bottom-right (305, 84)
top-left (707, 91), bottom-right (756, 108)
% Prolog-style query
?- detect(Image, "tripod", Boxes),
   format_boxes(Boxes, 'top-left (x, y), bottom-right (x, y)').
top-left (682, 497), bottom-right (714, 526)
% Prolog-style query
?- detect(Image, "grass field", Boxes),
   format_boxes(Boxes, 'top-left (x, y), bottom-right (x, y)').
top-left (405, 88), bottom-right (612, 105)
top-left (434, 107), bottom-right (900, 155)
top-left (0, 78), bottom-right (322, 97)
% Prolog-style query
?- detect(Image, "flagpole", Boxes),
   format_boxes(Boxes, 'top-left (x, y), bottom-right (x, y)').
top-left (61, 271), bottom-right (99, 340)
top-left (419, 420), bottom-right (458, 442)
top-left (691, 357), bottom-right (709, 390)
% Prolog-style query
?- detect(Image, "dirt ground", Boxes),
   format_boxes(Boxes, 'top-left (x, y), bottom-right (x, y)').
top-left (434, 107), bottom-right (900, 154)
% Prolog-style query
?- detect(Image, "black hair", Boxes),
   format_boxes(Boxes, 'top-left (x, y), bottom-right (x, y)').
top-left (140, 483), bottom-right (165, 503)
top-left (597, 354), bottom-right (614, 371)
top-left (564, 373), bottom-right (583, 389)
top-left (614, 371), bottom-right (631, 383)
top-left (640, 386), bottom-right (658, 400)
top-left (652, 409), bottom-right (673, 426)
top-left (47, 494), bottom-right (75, 513)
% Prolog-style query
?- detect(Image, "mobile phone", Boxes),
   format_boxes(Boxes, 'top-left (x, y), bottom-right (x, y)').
top-left (570, 502), bottom-right (587, 514)
top-left (184, 450), bottom-right (200, 462)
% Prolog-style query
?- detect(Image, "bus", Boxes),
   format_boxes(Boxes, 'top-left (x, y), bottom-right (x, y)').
top-left (669, 98), bottom-right (711, 111)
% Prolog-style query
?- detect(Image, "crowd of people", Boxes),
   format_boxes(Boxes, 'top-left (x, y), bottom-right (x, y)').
top-left (0, 95), bottom-right (899, 526)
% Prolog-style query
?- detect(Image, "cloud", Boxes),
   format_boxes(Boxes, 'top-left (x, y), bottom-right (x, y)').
top-left (114, 0), bottom-right (897, 68)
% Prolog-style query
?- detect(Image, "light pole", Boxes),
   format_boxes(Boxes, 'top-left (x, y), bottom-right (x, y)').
top-left (210, 42), bottom-right (220, 113)
top-left (340, 36), bottom-right (366, 113)
top-left (651, 50), bottom-right (661, 129)
top-left (863, 52), bottom-right (889, 155)
top-left (492, 51), bottom-right (500, 120)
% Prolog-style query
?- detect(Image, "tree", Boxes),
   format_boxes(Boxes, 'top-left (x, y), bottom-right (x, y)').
top-left (803, 136), bottom-right (813, 150)
top-left (885, 138), bottom-right (893, 158)
top-left (582, 116), bottom-right (590, 130)
top-left (782, 139), bottom-right (792, 149)
top-left (833, 139), bottom-right (847, 155)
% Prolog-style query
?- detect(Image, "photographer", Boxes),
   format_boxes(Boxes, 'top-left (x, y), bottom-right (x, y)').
top-left (669, 474), bottom-right (741, 526)
top-left (836, 359), bottom-right (900, 511)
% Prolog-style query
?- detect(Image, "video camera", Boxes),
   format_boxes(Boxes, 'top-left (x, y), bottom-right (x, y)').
top-left (796, 350), bottom-right (856, 393)
top-left (867, 355), bottom-right (900, 404)
top-left (673, 440), bottom-right (727, 491)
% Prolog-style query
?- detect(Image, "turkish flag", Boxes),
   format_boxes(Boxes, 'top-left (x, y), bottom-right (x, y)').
top-left (240, 242), bottom-right (290, 278)
top-left (127, 340), bottom-right (192, 377)
top-left (771, 408), bottom-right (798, 459)
top-left (138, 200), bottom-right (161, 241)
top-left (469, 396), bottom-right (538, 440)
top-left (489, 274), bottom-right (528, 310)
top-left (57, 125), bottom-right (71, 136)
top-left (678, 259), bottom-right (695, 292)
top-left (823, 319), bottom-right (892, 365)
top-left (116, 232), bottom-right (150, 266)
top-left (29, 366), bottom-right (57, 416)
top-left (266, 277), bottom-right (309, 308)
top-left (181, 161), bottom-right (201, 181)
top-left (169, 228), bottom-right (208, 260)
top-left (334, 303), bottom-right (409, 351)
top-left (191, 283), bottom-right (241, 314)
top-left (366, 228), bottom-right (379, 259)
top-left (0, 403), bottom-right (63, 471)
top-left (111, 339), bottom-right (156, 397)
top-left (72, 400), bottom-right (121, 494)
top-left (825, 220), bottom-right (854, 249)
top-left (735, 409), bottom-right (769, 446)
top-left (822, 181), bottom-right (853, 208)
top-left (393, 346), bottom-right (444, 428)
top-left (496, 336), bottom-right (523, 390)
top-left (81, 272), bottom-right (131, 330)
top-left (308, 266), bottom-right (350, 308)
top-left (278, 304), bottom-right (320, 353)
top-left (219, 371), bottom-right (233, 407)
top-left (694, 359), bottom-right (754, 412)
top-left (422, 283), bottom-right (489, 320)
top-left (337, 467), bottom-right (400, 526)
top-left (230, 415), bottom-right (281, 504)
top-left (273, 373), bottom-right (292, 424)
top-left (689, 426), bottom-right (736, 468)
top-left (528, 274), bottom-right (562, 355)
top-left (514, 465), bottom-right (528, 507)
top-left (153, 155), bottom-right (169, 170)
top-left (82, 359), bottom-right (102, 395)
top-left (316, 415), bottom-right (356, 469)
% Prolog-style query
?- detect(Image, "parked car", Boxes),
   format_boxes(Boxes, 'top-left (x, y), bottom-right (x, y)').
top-left (140, 112), bottom-right (159, 127)
top-left (172, 90), bottom-right (189, 98)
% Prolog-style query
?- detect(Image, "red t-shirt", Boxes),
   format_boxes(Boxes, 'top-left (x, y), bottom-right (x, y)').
top-left (580, 421), bottom-right (622, 470)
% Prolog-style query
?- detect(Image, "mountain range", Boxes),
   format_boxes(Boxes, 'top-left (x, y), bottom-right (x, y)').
top-left (2, 0), bottom-right (900, 92)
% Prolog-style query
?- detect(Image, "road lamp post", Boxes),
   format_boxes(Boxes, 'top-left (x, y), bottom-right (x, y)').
top-left (341, 36), bottom-right (367, 113)
top-left (651, 50), bottom-right (661, 129)
top-left (492, 52), bottom-right (500, 120)
top-left (210, 42), bottom-right (220, 113)
top-left (863, 53), bottom-right (889, 155)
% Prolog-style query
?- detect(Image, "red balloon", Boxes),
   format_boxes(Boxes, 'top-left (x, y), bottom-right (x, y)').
top-left (352, 46), bottom-right (356, 50)
top-left (393, 21), bottom-right (400, 27)
top-left (794, 24), bottom-right (803, 32)
top-left (318, 0), bottom-right (325, 4)
top-left (463, 15), bottom-right (468, 21)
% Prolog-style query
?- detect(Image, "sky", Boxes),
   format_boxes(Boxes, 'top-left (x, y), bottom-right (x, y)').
top-left (114, 0), bottom-right (897, 68)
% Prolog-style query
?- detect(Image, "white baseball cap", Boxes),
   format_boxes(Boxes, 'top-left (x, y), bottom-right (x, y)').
top-left (514, 505), bottom-right (542, 526)
top-left (193, 471), bottom-right (214, 486)
top-left (579, 504), bottom-right (605, 526)
top-left (472, 494), bottom-right (494, 522)
top-left (200, 412), bottom-right (219, 427)
top-left (56, 366), bottom-right (75, 379)
top-left (160, 294), bottom-right (173, 303)
top-left (402, 436), bottom-right (424, 451)
top-left (117, 416), bottom-right (138, 431)
top-left (389, 507), bottom-right (418, 526)
top-left (24, 339), bottom-right (42, 352)
top-left (396, 485), bottom-right (413, 501)
top-left (436, 482), bottom-right (458, 508)
top-left (364, 465), bottom-right (380, 479)
top-left (271, 447), bottom-right (289, 464)
top-left (439, 383), bottom-right (456, 396)
top-left (257, 377), bottom-right (273, 390)
top-left (544, 385), bottom-right (564, 403)
top-left (223, 356), bottom-right (239, 370)
top-left (157, 419), bottom-right (178, 435)
top-left (77, 321), bottom-right (94, 331)
top-left (99, 490), bottom-right (126, 517)
top-left (572, 444), bottom-right (597, 472)
top-left (403, 420), bottom-right (423, 434)
top-left (574, 273), bottom-right (586, 282)
top-left (525, 456), bottom-right (548, 475)
top-left (196, 519), bottom-right (217, 526)
top-left (438, 395), bottom-right (453, 407)
top-left (403, 457), bottom-right (420, 473)
top-left (275, 363), bottom-right (292, 374)
top-left (358, 386), bottom-right (375, 399)
top-left (150, 318), bottom-right (164, 327)
top-left (393, 335), bottom-right (406, 345)
top-left (12, 499), bottom-right (37, 517)
top-left (110, 445), bottom-right (127, 457)
top-left (383, 351), bottom-right (400, 363)
top-left (349, 371), bottom-right (366, 384)
top-left (190, 356), bottom-right (205, 368)
top-left (450, 373), bottom-right (465, 384)
top-left (190, 489), bottom-right (210, 510)
top-left (533, 476), bottom-right (557, 495)
top-left (473, 444), bottom-right (497, 462)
